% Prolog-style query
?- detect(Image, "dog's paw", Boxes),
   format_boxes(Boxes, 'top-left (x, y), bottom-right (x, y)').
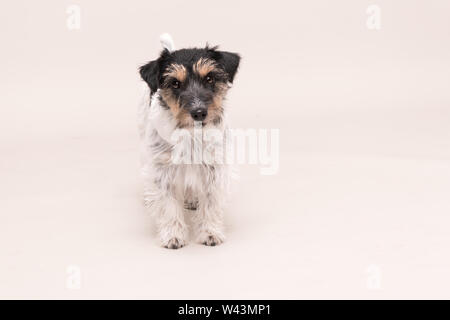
top-left (184, 199), bottom-right (198, 211)
top-left (198, 233), bottom-right (224, 247)
top-left (162, 237), bottom-right (186, 249)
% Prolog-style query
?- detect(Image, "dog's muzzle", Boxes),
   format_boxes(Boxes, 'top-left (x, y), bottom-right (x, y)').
top-left (189, 98), bottom-right (208, 121)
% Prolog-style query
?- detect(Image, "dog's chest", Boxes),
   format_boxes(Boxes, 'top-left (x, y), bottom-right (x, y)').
top-left (180, 164), bottom-right (209, 195)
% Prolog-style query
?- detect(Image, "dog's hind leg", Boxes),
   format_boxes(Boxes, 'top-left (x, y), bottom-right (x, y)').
top-left (184, 199), bottom-right (198, 211)
top-left (183, 187), bottom-right (198, 211)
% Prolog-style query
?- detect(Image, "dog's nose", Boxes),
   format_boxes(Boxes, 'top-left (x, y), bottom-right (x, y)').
top-left (190, 108), bottom-right (208, 121)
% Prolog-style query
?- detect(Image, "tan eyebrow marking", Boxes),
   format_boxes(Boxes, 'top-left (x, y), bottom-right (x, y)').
top-left (193, 58), bottom-right (218, 77)
top-left (163, 63), bottom-right (187, 82)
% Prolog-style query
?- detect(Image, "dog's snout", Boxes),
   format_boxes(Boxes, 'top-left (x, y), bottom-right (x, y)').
top-left (190, 108), bottom-right (208, 121)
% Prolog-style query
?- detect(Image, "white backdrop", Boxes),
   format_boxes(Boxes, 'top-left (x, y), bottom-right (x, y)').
top-left (1, 0), bottom-right (450, 299)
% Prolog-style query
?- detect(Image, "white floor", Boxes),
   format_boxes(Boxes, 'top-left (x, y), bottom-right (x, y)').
top-left (1, 0), bottom-right (450, 299)
top-left (1, 104), bottom-right (450, 299)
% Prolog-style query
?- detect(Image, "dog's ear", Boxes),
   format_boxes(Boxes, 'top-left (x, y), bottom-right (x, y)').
top-left (214, 51), bottom-right (241, 83)
top-left (139, 60), bottom-right (160, 93)
top-left (140, 49), bottom-right (172, 93)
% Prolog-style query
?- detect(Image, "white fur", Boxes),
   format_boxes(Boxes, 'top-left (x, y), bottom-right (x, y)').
top-left (139, 86), bottom-right (230, 248)
top-left (159, 33), bottom-right (175, 52)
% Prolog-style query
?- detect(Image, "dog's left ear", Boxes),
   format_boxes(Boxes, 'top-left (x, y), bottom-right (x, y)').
top-left (139, 60), bottom-right (160, 93)
top-left (215, 51), bottom-right (241, 83)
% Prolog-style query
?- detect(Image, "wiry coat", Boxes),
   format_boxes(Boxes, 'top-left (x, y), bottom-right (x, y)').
top-left (139, 87), bottom-right (231, 248)
top-left (138, 34), bottom-right (240, 248)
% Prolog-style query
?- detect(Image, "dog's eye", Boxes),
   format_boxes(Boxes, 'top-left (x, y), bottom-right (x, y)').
top-left (171, 80), bottom-right (180, 89)
top-left (205, 75), bottom-right (214, 84)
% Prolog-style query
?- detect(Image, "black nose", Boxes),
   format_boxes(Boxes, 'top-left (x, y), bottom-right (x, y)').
top-left (190, 108), bottom-right (208, 121)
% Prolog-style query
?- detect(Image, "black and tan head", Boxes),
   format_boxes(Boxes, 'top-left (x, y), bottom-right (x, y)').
top-left (139, 42), bottom-right (240, 128)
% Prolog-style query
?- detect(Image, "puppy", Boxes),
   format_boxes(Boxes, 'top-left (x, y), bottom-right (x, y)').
top-left (138, 34), bottom-right (240, 249)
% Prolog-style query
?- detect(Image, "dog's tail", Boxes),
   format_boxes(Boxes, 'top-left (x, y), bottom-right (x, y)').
top-left (160, 33), bottom-right (175, 52)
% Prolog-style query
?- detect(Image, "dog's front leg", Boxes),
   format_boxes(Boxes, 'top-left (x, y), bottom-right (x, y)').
top-left (194, 170), bottom-right (226, 246)
top-left (147, 168), bottom-right (188, 249)
top-left (156, 193), bottom-right (187, 249)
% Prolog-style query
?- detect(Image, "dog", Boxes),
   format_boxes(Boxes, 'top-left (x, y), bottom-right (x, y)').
top-left (138, 34), bottom-right (240, 249)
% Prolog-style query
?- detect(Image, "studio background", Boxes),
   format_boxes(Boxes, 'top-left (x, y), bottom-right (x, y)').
top-left (1, 0), bottom-right (450, 299)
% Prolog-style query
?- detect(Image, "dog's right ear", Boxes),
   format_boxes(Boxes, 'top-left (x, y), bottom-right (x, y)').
top-left (139, 60), bottom-right (160, 93)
